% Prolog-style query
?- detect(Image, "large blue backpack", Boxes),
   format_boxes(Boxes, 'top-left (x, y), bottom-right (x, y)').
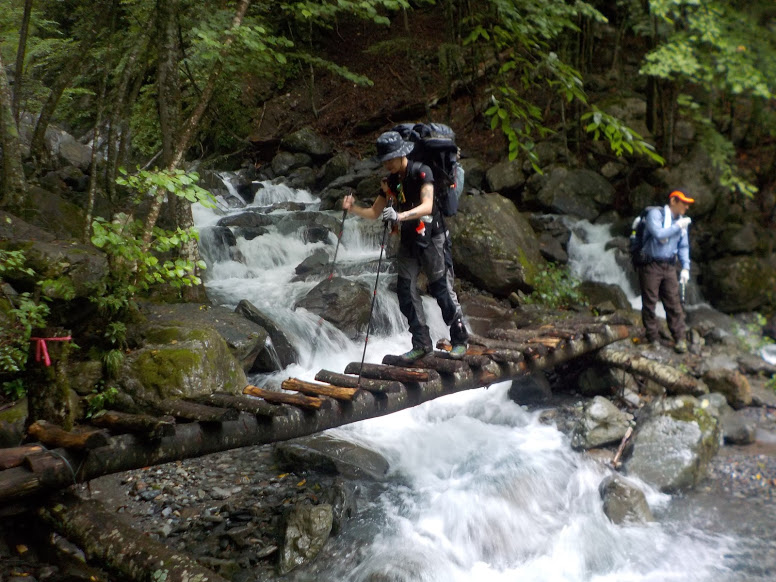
top-left (391, 122), bottom-right (464, 217)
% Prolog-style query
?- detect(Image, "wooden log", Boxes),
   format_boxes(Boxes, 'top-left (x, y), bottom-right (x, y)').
top-left (192, 392), bottom-right (284, 417)
top-left (39, 495), bottom-right (229, 582)
top-left (0, 445), bottom-right (44, 470)
top-left (243, 385), bottom-right (324, 410)
top-left (343, 362), bottom-right (437, 383)
top-left (314, 370), bottom-right (402, 395)
top-left (156, 399), bottom-right (239, 423)
top-left (594, 349), bottom-right (708, 396)
top-left (382, 354), bottom-right (470, 376)
top-left (27, 420), bottom-right (109, 450)
top-left (90, 410), bottom-right (176, 440)
top-left (24, 452), bottom-right (68, 475)
top-left (281, 378), bottom-right (359, 401)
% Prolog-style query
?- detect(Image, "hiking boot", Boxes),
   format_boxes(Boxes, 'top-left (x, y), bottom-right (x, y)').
top-left (674, 339), bottom-right (688, 354)
top-left (400, 346), bottom-right (431, 362)
top-left (449, 344), bottom-right (467, 359)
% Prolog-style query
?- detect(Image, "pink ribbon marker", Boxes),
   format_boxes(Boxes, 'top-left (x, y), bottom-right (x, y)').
top-left (29, 336), bottom-right (72, 367)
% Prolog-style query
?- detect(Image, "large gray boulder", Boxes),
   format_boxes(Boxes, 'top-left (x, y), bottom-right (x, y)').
top-left (447, 193), bottom-right (546, 297)
top-left (623, 396), bottom-right (720, 492)
top-left (524, 167), bottom-right (615, 220)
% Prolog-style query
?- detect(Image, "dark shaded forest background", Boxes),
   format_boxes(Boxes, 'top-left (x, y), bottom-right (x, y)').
top-left (1, 0), bottom-right (775, 397)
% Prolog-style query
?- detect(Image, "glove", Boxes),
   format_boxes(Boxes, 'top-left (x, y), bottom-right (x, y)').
top-left (675, 216), bottom-right (692, 230)
top-left (680, 269), bottom-right (690, 285)
top-left (381, 206), bottom-right (399, 224)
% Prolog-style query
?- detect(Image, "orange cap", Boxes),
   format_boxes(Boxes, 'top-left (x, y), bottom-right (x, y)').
top-left (670, 190), bottom-right (695, 204)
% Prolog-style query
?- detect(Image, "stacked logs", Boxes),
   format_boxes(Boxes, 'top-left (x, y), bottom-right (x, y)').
top-left (0, 319), bottom-right (636, 506)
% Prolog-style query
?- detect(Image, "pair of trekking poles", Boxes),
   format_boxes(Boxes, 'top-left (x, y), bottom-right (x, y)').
top-left (310, 196), bottom-right (394, 387)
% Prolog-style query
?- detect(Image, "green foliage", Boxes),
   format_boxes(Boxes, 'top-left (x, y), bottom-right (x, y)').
top-left (732, 313), bottom-right (775, 353)
top-left (677, 94), bottom-right (758, 198)
top-left (466, 0), bottom-right (652, 169)
top-left (0, 249), bottom-right (49, 376)
top-left (1, 379), bottom-right (26, 401)
top-left (90, 169), bottom-right (214, 318)
top-left (524, 263), bottom-right (587, 310)
top-left (102, 349), bottom-right (124, 380)
top-left (85, 384), bottom-right (119, 418)
top-left (582, 107), bottom-right (665, 164)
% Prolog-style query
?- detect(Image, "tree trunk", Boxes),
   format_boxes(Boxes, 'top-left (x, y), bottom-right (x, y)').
top-left (12, 0), bottom-right (34, 124)
top-left (0, 50), bottom-right (27, 208)
top-left (39, 495), bottom-right (229, 582)
top-left (25, 328), bottom-right (74, 430)
top-left (84, 66), bottom-right (109, 242)
top-left (105, 20), bottom-right (154, 201)
top-left (140, 0), bottom-right (251, 249)
top-left (29, 49), bottom-right (93, 165)
top-left (156, 0), bottom-right (182, 168)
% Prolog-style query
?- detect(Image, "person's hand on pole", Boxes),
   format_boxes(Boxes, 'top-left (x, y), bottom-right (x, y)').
top-left (381, 206), bottom-right (399, 224)
top-left (680, 269), bottom-right (690, 285)
top-left (675, 216), bottom-right (692, 231)
top-left (342, 194), bottom-right (355, 211)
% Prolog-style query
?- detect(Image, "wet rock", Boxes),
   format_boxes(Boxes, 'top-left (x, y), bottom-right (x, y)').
top-left (599, 474), bottom-right (654, 524)
top-left (571, 396), bottom-right (633, 450)
top-left (702, 368), bottom-right (752, 409)
top-left (508, 372), bottom-right (552, 405)
top-left (623, 396), bottom-right (720, 492)
top-left (278, 503), bottom-right (333, 575)
top-left (275, 434), bottom-right (389, 481)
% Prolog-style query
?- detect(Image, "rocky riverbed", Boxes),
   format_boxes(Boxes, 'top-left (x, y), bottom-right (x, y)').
top-left (2, 379), bottom-right (775, 582)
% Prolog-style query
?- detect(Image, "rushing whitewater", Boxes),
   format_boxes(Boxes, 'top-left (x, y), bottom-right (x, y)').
top-left (194, 180), bottom-right (757, 581)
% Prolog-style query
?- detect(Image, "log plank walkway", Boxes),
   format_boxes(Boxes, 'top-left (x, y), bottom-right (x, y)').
top-left (0, 318), bottom-right (633, 506)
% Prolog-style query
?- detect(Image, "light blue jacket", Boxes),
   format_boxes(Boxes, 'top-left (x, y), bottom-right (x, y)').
top-left (642, 205), bottom-right (690, 270)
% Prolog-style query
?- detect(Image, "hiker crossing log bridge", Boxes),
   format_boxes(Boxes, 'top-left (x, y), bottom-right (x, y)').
top-left (0, 318), bottom-right (633, 506)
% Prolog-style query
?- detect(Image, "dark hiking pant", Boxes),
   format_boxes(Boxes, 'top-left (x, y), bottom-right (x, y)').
top-left (638, 261), bottom-right (685, 342)
top-left (397, 233), bottom-right (468, 351)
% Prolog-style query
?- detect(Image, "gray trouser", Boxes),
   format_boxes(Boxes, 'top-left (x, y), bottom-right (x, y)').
top-left (397, 233), bottom-right (468, 350)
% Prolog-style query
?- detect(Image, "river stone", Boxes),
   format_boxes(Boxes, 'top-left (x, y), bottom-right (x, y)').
top-left (447, 192), bottom-right (545, 297)
top-left (278, 503), bottom-right (333, 575)
top-left (623, 397), bottom-right (720, 492)
top-left (571, 396), bottom-right (632, 450)
top-left (274, 434), bottom-right (390, 480)
top-left (702, 368), bottom-right (752, 409)
top-left (507, 372), bottom-right (552, 405)
top-left (599, 474), bottom-right (654, 525)
top-left (294, 276), bottom-right (372, 337)
top-left (235, 300), bottom-right (299, 369)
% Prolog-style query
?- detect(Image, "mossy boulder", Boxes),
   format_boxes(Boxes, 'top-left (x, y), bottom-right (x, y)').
top-left (702, 255), bottom-right (776, 313)
top-left (448, 192), bottom-right (545, 297)
top-left (119, 326), bottom-right (247, 406)
top-left (623, 396), bottom-right (720, 492)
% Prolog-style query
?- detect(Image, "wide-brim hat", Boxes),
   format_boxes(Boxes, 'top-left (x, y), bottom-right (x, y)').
top-left (670, 190), bottom-right (695, 203)
top-left (375, 131), bottom-right (414, 162)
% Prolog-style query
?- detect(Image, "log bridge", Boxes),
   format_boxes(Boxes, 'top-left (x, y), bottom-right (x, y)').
top-left (0, 318), bottom-right (633, 507)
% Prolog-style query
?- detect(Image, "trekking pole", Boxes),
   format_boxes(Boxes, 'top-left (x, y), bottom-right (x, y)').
top-left (308, 204), bottom-right (349, 361)
top-left (357, 201), bottom-right (393, 387)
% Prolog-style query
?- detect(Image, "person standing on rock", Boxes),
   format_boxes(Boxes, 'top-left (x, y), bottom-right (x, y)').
top-left (342, 131), bottom-right (469, 361)
top-left (637, 190), bottom-right (694, 353)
